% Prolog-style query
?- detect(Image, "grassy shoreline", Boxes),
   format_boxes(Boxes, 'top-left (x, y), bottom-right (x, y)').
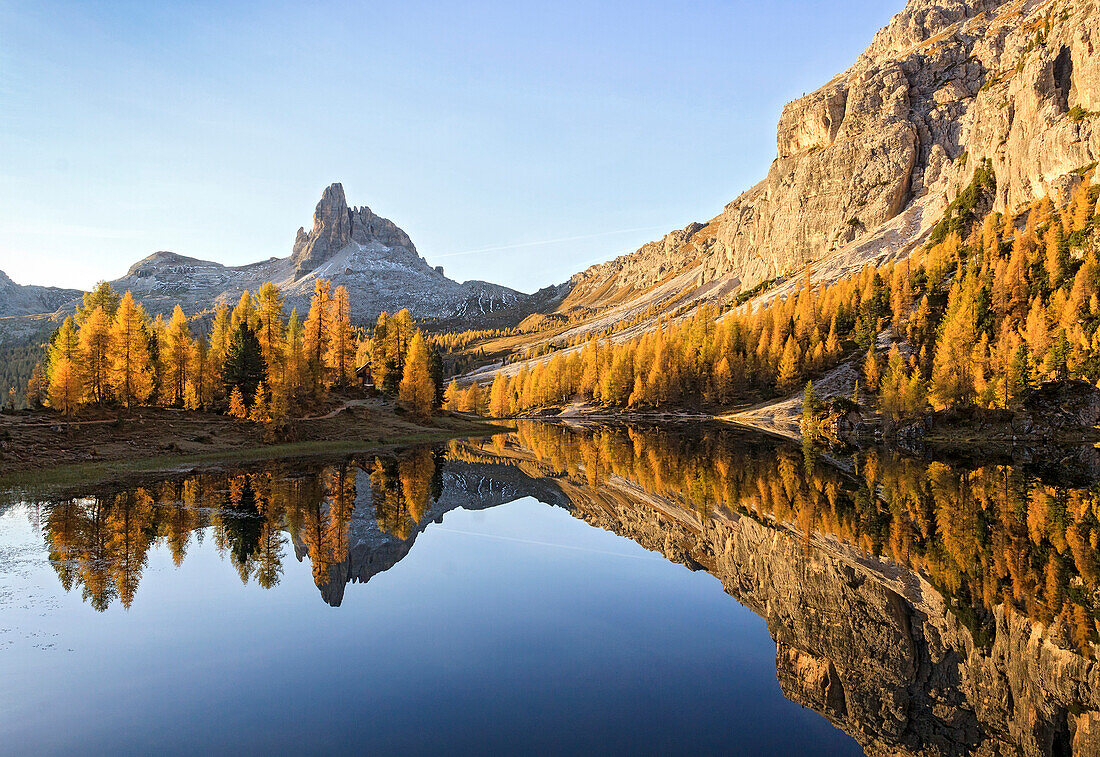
top-left (0, 412), bottom-right (509, 498)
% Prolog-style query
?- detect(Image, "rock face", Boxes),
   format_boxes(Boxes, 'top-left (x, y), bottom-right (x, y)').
top-left (89, 183), bottom-right (533, 327)
top-left (561, 0), bottom-right (1100, 323)
top-left (0, 269), bottom-right (80, 318)
top-left (289, 183), bottom-right (417, 278)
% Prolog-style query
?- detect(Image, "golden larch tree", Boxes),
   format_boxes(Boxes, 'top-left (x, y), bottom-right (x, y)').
top-left (161, 305), bottom-right (193, 407)
top-left (489, 372), bottom-right (510, 417)
top-left (326, 285), bottom-right (356, 386)
top-left (110, 291), bottom-right (154, 408)
top-left (48, 357), bottom-right (82, 415)
top-left (398, 330), bottom-right (434, 417)
top-left (255, 282), bottom-right (285, 384)
top-left (303, 279), bottom-right (333, 396)
top-left (79, 307), bottom-right (112, 404)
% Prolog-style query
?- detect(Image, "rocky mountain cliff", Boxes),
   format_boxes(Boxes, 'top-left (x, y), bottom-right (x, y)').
top-left (559, 0), bottom-right (1100, 325)
top-left (110, 183), bottom-right (529, 325)
top-left (0, 270), bottom-right (80, 319)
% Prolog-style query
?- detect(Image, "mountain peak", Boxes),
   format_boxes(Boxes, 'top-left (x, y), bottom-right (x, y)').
top-left (290, 182), bottom-right (420, 278)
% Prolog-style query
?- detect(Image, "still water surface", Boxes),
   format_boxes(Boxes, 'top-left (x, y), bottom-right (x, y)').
top-left (0, 464), bottom-right (858, 754)
top-left (2, 421), bottom-right (1098, 755)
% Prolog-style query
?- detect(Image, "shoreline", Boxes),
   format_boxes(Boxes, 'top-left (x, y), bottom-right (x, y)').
top-left (0, 398), bottom-right (507, 498)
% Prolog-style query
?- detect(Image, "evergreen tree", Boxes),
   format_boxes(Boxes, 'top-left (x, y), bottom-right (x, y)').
top-left (223, 323), bottom-right (265, 408)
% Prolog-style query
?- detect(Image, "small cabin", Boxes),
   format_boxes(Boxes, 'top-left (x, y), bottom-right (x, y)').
top-left (355, 364), bottom-right (374, 389)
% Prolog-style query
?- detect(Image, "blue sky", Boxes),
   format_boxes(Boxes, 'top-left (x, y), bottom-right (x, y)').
top-left (0, 1), bottom-right (900, 294)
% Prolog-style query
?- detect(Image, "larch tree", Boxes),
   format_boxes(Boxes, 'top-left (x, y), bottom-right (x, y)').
top-left (109, 291), bottom-right (154, 408)
top-left (47, 317), bottom-right (82, 383)
top-left (863, 345), bottom-right (882, 391)
top-left (303, 279), bottom-right (333, 396)
top-left (489, 372), bottom-right (509, 417)
top-left (370, 311), bottom-right (392, 393)
top-left (326, 285), bottom-right (355, 386)
top-left (461, 382), bottom-right (483, 414)
top-left (776, 335), bottom-right (802, 392)
top-left (283, 309), bottom-right (306, 407)
top-left (230, 290), bottom-right (258, 331)
top-left (398, 330), bottom-right (434, 417)
top-left (249, 383), bottom-right (269, 423)
top-left (208, 303), bottom-right (233, 402)
top-left (161, 305), bottom-right (193, 407)
top-left (930, 280), bottom-right (979, 409)
top-left (79, 307), bottom-right (112, 404)
top-left (25, 362), bottom-right (47, 408)
top-left (48, 357), bottom-right (81, 415)
top-left (75, 282), bottom-right (121, 326)
top-left (255, 282), bottom-right (285, 385)
top-left (228, 387), bottom-right (248, 419)
top-left (185, 336), bottom-right (212, 410)
top-left (443, 378), bottom-right (461, 411)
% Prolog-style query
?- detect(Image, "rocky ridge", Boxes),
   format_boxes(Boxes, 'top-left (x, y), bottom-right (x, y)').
top-left (110, 183), bottom-right (529, 325)
top-left (0, 269), bottom-right (80, 319)
top-left (555, 0), bottom-right (1100, 337)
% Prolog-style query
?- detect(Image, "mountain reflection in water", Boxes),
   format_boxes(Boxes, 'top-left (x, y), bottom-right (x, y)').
top-left (16, 421), bottom-right (1100, 755)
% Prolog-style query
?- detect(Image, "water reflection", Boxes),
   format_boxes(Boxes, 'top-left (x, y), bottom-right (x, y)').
top-left (14, 421), bottom-right (1100, 754)
top-left (36, 455), bottom-right (441, 611)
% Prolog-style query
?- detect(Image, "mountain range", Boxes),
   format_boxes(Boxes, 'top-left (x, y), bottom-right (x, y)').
top-left (1, 182), bottom-right (548, 327)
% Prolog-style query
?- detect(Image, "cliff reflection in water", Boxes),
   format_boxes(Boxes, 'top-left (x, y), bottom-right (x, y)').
top-left (26, 421), bottom-right (1100, 754)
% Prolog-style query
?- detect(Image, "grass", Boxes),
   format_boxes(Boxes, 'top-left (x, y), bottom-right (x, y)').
top-left (0, 425), bottom-right (509, 497)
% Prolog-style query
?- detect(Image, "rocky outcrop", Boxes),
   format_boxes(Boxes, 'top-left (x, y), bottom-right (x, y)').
top-left (0, 269), bottom-right (80, 318)
top-left (560, 0), bottom-right (1100, 332)
top-left (289, 183), bottom-right (416, 278)
top-left (96, 183), bottom-right (534, 326)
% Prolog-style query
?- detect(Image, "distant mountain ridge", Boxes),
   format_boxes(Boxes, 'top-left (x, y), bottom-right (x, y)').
top-left (0, 270), bottom-right (80, 319)
top-left (111, 183), bottom-right (530, 324)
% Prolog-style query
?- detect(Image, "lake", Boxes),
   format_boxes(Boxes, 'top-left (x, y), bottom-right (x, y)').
top-left (1, 422), bottom-right (1097, 755)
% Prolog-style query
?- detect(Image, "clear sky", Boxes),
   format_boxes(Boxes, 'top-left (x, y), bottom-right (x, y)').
top-left (0, 0), bottom-right (901, 294)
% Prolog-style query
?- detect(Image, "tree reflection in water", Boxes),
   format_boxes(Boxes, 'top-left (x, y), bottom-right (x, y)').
top-left (30, 423), bottom-right (1100, 657)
